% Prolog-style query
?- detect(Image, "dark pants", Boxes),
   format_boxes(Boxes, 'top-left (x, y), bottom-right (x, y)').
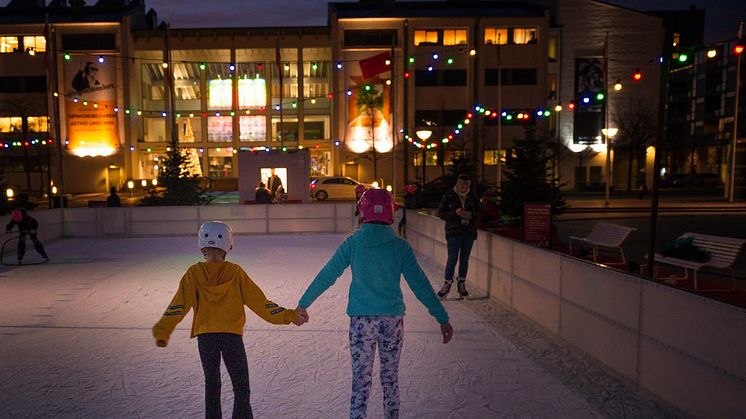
top-left (445, 235), bottom-right (475, 281)
top-left (397, 208), bottom-right (407, 236)
top-left (18, 230), bottom-right (48, 261)
top-left (197, 333), bottom-right (253, 419)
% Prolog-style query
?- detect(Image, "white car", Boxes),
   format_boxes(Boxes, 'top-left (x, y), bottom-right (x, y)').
top-left (310, 176), bottom-right (368, 201)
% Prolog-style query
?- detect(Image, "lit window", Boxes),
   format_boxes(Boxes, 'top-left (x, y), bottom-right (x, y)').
top-left (483, 150), bottom-right (507, 165)
top-left (208, 116), bottom-right (233, 142)
top-left (143, 118), bottom-right (166, 143)
top-left (27, 116), bottom-right (49, 133)
top-left (548, 73), bottom-right (557, 100)
top-left (548, 36), bottom-right (558, 61)
top-left (443, 29), bottom-right (467, 46)
top-left (23, 36), bottom-right (46, 53)
top-left (513, 28), bottom-right (538, 45)
top-left (413, 151), bottom-right (438, 166)
top-left (0, 117), bottom-right (23, 133)
top-left (208, 148), bottom-right (233, 178)
top-left (239, 115), bottom-right (266, 142)
top-left (238, 77), bottom-right (267, 108)
top-left (484, 28), bottom-right (508, 45)
top-left (208, 79), bottom-right (233, 109)
top-left (0, 36), bottom-right (19, 53)
top-left (426, 151), bottom-right (438, 166)
top-left (444, 150), bottom-right (465, 166)
top-left (414, 30), bottom-right (439, 46)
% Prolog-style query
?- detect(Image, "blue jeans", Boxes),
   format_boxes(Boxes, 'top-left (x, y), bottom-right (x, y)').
top-left (445, 235), bottom-right (475, 281)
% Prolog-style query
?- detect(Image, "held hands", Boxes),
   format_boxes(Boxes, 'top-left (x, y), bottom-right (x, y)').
top-left (455, 208), bottom-right (463, 217)
top-left (293, 306), bottom-right (309, 326)
top-left (440, 322), bottom-right (454, 344)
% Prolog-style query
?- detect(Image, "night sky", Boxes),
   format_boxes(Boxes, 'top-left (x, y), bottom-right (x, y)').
top-left (1, 0), bottom-right (744, 43)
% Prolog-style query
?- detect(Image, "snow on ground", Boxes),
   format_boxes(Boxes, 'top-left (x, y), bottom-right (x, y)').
top-left (0, 233), bottom-right (665, 418)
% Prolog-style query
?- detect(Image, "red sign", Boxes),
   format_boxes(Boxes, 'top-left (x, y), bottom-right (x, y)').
top-left (524, 203), bottom-right (552, 247)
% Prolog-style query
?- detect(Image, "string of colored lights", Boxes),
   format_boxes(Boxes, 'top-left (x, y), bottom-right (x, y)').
top-left (5, 41), bottom-right (742, 152)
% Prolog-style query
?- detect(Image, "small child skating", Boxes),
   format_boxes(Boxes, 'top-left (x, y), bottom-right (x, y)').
top-left (153, 221), bottom-right (307, 419)
top-left (298, 188), bottom-right (453, 419)
top-left (5, 207), bottom-right (49, 264)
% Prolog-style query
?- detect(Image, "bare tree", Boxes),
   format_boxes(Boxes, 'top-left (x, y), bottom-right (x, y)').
top-left (613, 97), bottom-right (657, 192)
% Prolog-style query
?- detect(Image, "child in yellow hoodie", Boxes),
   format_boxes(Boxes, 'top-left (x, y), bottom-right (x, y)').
top-left (153, 221), bottom-right (307, 419)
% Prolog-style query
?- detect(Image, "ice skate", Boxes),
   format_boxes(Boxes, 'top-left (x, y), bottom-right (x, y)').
top-left (437, 280), bottom-right (452, 298)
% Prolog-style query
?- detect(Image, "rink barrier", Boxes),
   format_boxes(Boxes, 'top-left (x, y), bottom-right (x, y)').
top-left (0, 204), bottom-right (357, 241)
top-left (56, 203), bottom-right (358, 236)
top-left (406, 210), bottom-right (746, 419)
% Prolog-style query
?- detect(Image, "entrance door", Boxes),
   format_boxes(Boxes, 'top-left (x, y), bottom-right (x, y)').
top-left (107, 166), bottom-right (122, 192)
top-left (343, 162), bottom-right (359, 180)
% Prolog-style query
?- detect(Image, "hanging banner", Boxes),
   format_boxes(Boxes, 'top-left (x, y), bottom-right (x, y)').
top-left (573, 57), bottom-right (604, 145)
top-left (345, 52), bottom-right (393, 154)
top-left (64, 57), bottom-right (119, 157)
top-left (64, 56), bottom-right (120, 157)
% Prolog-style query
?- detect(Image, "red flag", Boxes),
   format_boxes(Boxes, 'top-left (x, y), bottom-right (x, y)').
top-left (359, 52), bottom-right (392, 80)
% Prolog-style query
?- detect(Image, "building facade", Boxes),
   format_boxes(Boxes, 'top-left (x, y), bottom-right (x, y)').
top-left (1, 0), bottom-right (688, 198)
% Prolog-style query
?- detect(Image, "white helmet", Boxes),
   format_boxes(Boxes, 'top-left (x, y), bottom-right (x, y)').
top-left (198, 221), bottom-right (233, 253)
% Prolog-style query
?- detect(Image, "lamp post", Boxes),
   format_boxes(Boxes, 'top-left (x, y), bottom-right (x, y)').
top-left (127, 180), bottom-right (134, 197)
top-left (602, 127), bottom-right (618, 203)
top-left (416, 129), bottom-right (432, 184)
top-left (728, 21), bottom-right (743, 202)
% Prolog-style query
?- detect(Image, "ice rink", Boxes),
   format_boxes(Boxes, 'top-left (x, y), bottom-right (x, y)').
top-left (0, 233), bottom-right (674, 418)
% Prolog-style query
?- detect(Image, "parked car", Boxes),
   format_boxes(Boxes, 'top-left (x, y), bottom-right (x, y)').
top-left (310, 176), bottom-right (369, 201)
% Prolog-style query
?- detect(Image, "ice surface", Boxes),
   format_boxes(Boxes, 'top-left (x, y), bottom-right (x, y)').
top-left (0, 234), bottom-right (605, 418)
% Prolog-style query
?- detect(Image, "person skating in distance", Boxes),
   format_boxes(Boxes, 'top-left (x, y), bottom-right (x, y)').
top-left (5, 207), bottom-right (49, 264)
top-left (297, 188), bottom-right (453, 419)
top-left (153, 221), bottom-right (308, 419)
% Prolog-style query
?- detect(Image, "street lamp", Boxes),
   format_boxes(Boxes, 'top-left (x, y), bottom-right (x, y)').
top-left (5, 187), bottom-right (14, 200)
top-left (602, 127), bottom-right (619, 203)
top-left (416, 130), bottom-right (432, 184)
top-left (127, 180), bottom-right (134, 197)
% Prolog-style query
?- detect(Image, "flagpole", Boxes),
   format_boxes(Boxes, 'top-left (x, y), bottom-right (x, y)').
top-left (604, 31), bottom-right (611, 204)
top-left (497, 32), bottom-right (502, 188)
top-left (276, 37), bottom-right (284, 149)
top-left (391, 45), bottom-right (397, 195)
top-left (729, 21), bottom-right (743, 202)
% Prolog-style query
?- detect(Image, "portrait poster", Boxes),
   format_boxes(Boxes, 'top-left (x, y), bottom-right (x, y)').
top-left (573, 57), bottom-right (604, 145)
top-left (64, 57), bottom-right (119, 156)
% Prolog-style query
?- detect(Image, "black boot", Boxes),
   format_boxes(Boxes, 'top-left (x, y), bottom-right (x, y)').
top-left (457, 279), bottom-right (469, 298)
top-left (437, 280), bottom-right (453, 298)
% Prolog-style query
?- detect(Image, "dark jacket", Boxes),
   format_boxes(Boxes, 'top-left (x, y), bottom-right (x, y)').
top-left (255, 187), bottom-right (273, 204)
top-left (437, 189), bottom-right (481, 239)
top-left (107, 193), bottom-right (122, 207)
top-left (6, 214), bottom-right (39, 232)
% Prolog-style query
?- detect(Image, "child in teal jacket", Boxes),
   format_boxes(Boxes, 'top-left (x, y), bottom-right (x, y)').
top-left (298, 188), bottom-right (453, 419)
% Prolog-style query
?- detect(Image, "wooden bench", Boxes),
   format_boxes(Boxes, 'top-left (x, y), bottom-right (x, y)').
top-left (569, 222), bottom-right (636, 265)
top-left (652, 232), bottom-right (746, 290)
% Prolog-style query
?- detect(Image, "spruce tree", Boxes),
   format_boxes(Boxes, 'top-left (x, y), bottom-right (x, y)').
top-left (141, 135), bottom-right (210, 206)
top-left (498, 123), bottom-right (565, 220)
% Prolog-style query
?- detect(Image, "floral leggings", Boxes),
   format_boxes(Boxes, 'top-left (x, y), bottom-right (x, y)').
top-left (349, 316), bottom-right (404, 419)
